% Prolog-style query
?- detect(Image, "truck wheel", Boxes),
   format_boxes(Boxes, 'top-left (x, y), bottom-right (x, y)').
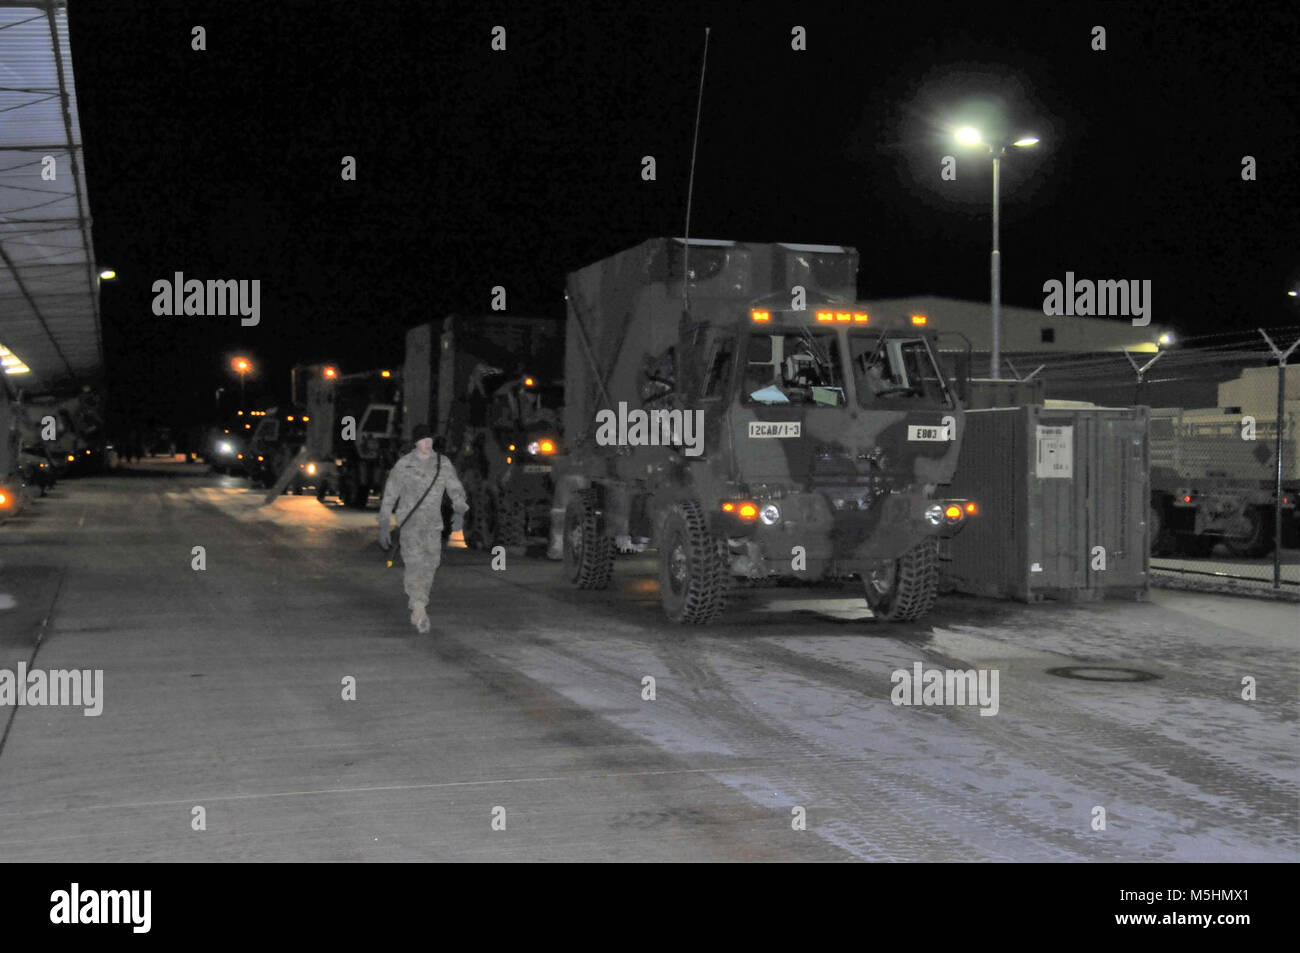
top-left (658, 500), bottom-right (728, 624)
top-left (338, 469), bottom-right (368, 509)
top-left (497, 495), bottom-right (527, 551)
top-left (863, 539), bottom-right (939, 622)
top-left (1149, 502), bottom-right (1176, 556)
top-left (563, 489), bottom-right (613, 589)
top-left (1178, 534), bottom-right (1216, 558)
top-left (1224, 506), bottom-right (1274, 558)
top-left (463, 474), bottom-right (494, 550)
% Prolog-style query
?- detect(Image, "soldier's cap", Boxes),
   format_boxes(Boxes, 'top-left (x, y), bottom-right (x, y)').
top-left (412, 424), bottom-right (433, 442)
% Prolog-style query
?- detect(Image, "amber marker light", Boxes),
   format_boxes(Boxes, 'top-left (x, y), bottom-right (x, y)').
top-left (965, 502), bottom-right (978, 515)
top-left (539, 439), bottom-right (555, 454)
top-left (721, 502), bottom-right (736, 512)
top-left (853, 312), bottom-right (870, 323)
top-left (944, 504), bottom-right (962, 520)
top-left (738, 502), bottom-right (759, 519)
top-left (816, 311), bottom-right (833, 323)
top-left (751, 310), bottom-right (771, 322)
top-left (911, 314), bottom-right (928, 326)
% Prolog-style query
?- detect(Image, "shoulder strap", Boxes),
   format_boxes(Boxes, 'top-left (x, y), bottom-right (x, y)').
top-left (395, 454), bottom-right (443, 531)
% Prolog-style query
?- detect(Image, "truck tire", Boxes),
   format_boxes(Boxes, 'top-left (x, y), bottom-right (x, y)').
top-left (462, 473), bottom-right (493, 549)
top-left (1178, 534), bottom-right (1216, 558)
top-left (863, 539), bottom-right (939, 622)
top-left (563, 489), bottom-right (613, 589)
top-left (497, 495), bottom-right (527, 551)
top-left (1149, 501), bottom-right (1176, 556)
top-left (1224, 506), bottom-right (1274, 558)
top-left (658, 500), bottom-right (728, 624)
top-left (341, 472), bottom-right (369, 509)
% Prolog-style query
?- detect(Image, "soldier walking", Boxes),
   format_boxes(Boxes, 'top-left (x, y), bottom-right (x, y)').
top-left (378, 425), bottom-right (469, 632)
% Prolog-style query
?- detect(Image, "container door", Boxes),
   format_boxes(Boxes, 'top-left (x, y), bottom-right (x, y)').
top-left (1085, 410), bottom-right (1149, 591)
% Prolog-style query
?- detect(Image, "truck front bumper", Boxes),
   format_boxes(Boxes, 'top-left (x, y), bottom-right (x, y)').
top-left (709, 490), bottom-right (973, 580)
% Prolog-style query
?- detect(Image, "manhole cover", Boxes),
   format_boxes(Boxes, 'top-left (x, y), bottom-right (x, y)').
top-left (1046, 666), bottom-right (1160, 683)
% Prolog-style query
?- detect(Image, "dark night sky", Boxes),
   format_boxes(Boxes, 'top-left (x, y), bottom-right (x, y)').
top-left (65, 0), bottom-right (1300, 433)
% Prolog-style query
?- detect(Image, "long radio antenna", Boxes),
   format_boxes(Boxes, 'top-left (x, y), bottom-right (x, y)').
top-left (682, 27), bottom-right (710, 317)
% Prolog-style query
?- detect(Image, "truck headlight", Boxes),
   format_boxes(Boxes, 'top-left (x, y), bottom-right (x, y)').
top-left (759, 503), bottom-right (781, 525)
top-left (925, 504), bottom-right (944, 526)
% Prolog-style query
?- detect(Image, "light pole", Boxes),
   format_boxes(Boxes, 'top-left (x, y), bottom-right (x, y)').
top-left (232, 357), bottom-right (253, 412)
top-left (955, 127), bottom-right (1039, 379)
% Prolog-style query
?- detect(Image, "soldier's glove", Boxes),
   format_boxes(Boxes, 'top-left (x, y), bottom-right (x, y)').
top-left (379, 525), bottom-right (392, 550)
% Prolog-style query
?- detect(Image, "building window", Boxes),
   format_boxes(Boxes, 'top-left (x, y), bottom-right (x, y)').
top-left (1040, 328), bottom-right (1056, 343)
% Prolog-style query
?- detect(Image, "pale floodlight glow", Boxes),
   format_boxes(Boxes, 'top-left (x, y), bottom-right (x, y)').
top-left (1289, 290), bottom-right (1298, 297)
top-left (955, 126), bottom-right (983, 146)
top-left (1013, 137), bottom-right (1040, 147)
top-left (0, 343), bottom-right (30, 374)
top-left (99, 269), bottom-right (116, 280)
top-left (1159, 333), bottom-right (1174, 346)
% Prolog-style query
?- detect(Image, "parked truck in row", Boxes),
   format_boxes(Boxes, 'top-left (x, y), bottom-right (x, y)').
top-left (550, 238), bottom-right (974, 624)
top-left (403, 314), bottom-right (564, 551)
top-left (298, 365), bottom-right (403, 508)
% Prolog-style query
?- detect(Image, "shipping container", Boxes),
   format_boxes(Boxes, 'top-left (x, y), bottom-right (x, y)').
top-left (944, 405), bottom-right (1149, 601)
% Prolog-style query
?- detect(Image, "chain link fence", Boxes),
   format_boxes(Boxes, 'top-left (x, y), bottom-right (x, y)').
top-left (988, 328), bottom-right (1300, 594)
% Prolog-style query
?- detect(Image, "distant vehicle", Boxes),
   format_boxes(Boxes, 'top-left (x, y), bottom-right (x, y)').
top-left (1149, 405), bottom-right (1299, 557)
top-left (203, 414), bottom-right (257, 474)
top-left (300, 365), bottom-right (402, 508)
top-left (19, 444), bottom-right (56, 495)
top-left (551, 238), bottom-right (974, 623)
top-left (243, 407), bottom-right (309, 491)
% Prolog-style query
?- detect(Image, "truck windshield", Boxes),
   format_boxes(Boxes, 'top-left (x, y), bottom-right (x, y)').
top-left (743, 329), bottom-right (846, 406)
top-left (850, 333), bottom-right (952, 408)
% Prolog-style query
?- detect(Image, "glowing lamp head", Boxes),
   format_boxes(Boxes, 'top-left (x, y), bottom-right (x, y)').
top-left (737, 502), bottom-right (759, 520)
top-left (323, 366), bottom-right (338, 379)
top-left (955, 126), bottom-right (983, 146)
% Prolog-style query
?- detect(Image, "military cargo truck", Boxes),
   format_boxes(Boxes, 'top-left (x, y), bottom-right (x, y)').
top-left (298, 364), bottom-right (402, 508)
top-left (404, 315), bottom-right (563, 550)
top-left (551, 238), bottom-right (974, 623)
top-left (1149, 406), bottom-right (1299, 557)
top-left (243, 406), bottom-right (310, 490)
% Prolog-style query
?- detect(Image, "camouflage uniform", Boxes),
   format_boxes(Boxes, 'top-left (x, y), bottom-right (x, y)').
top-left (379, 450), bottom-right (468, 616)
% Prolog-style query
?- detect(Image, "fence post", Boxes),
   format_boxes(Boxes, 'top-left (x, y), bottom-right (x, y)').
top-left (1258, 330), bottom-right (1300, 589)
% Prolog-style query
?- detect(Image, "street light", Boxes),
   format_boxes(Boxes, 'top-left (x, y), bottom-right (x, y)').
top-left (231, 356), bottom-right (253, 412)
top-left (98, 269), bottom-right (116, 281)
top-left (954, 125), bottom-right (1040, 379)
